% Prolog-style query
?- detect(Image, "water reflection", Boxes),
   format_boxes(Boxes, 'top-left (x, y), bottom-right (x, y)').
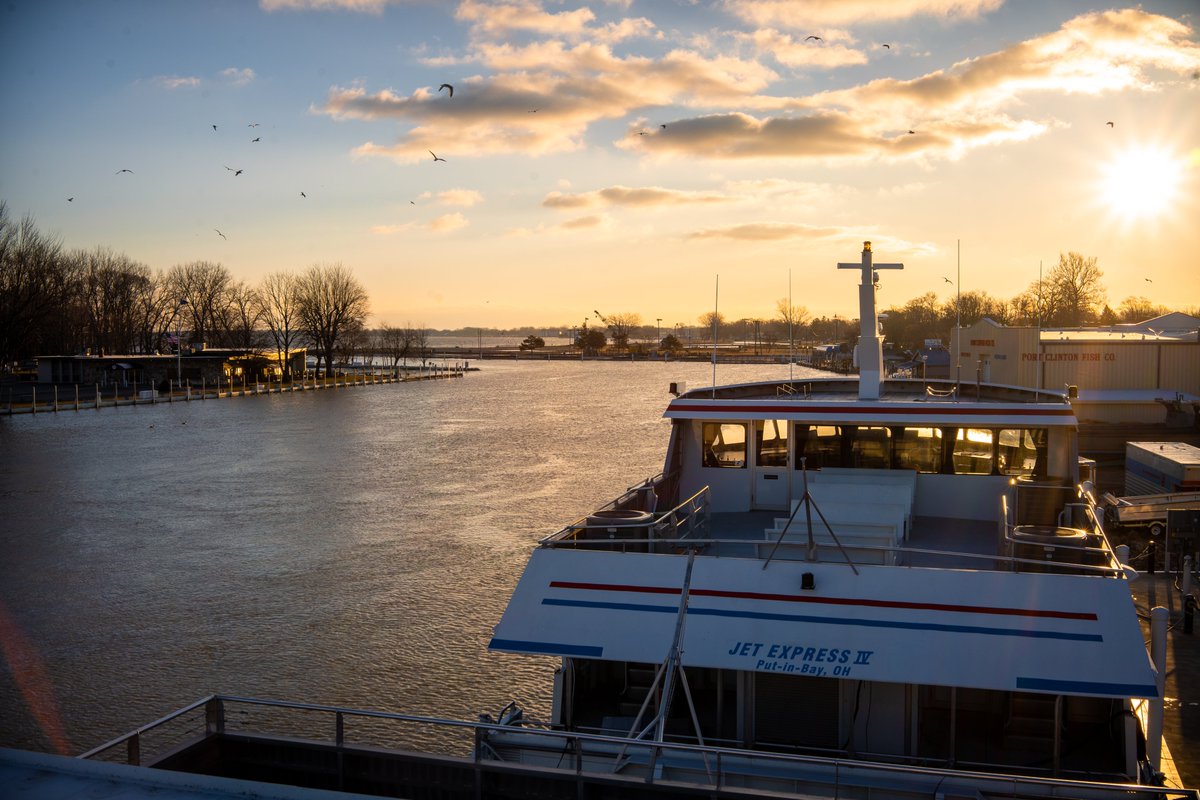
top-left (0, 360), bottom-right (815, 753)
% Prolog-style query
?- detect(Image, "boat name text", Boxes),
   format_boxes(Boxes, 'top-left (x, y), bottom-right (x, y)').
top-left (727, 641), bottom-right (873, 676)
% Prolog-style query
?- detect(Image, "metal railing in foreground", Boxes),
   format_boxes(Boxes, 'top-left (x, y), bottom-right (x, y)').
top-left (78, 695), bottom-right (1197, 800)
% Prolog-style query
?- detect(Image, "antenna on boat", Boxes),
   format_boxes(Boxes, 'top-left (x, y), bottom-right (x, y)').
top-left (788, 268), bottom-right (794, 382)
top-left (711, 274), bottom-right (719, 398)
top-left (955, 239), bottom-right (962, 398)
top-left (838, 241), bottom-right (902, 400)
top-left (1035, 259), bottom-right (1042, 402)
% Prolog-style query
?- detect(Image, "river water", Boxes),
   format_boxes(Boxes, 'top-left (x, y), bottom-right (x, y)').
top-left (0, 359), bottom-right (817, 755)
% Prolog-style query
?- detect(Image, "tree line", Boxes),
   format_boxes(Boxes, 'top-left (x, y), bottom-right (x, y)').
top-left (0, 202), bottom-right (388, 377)
top-left (3, 200), bottom-right (1188, 368)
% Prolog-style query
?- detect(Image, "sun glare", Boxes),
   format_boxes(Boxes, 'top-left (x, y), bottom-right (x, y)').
top-left (1100, 146), bottom-right (1184, 222)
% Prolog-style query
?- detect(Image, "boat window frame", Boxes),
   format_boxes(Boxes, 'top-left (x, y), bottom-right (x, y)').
top-left (702, 421), bottom-right (749, 469)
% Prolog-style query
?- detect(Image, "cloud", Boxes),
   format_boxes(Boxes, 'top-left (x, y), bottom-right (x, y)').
top-left (687, 223), bottom-right (938, 256)
top-left (623, 9), bottom-right (1198, 164)
top-left (261, 0), bottom-right (394, 12)
top-left (429, 213), bottom-right (469, 232)
top-left (149, 75), bottom-right (202, 90)
top-left (454, 0), bottom-right (655, 44)
top-left (543, 185), bottom-right (732, 209)
top-left (737, 28), bottom-right (866, 69)
top-left (722, 0), bottom-right (1003, 29)
top-left (437, 189), bottom-right (485, 207)
top-left (560, 214), bottom-right (607, 229)
top-left (220, 67), bottom-right (257, 86)
top-left (320, 41), bottom-right (776, 161)
top-left (369, 222), bottom-right (415, 235)
top-left (689, 221), bottom-right (844, 241)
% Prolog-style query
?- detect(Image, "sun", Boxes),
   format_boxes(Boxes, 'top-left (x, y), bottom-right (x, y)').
top-left (1100, 146), bottom-right (1184, 222)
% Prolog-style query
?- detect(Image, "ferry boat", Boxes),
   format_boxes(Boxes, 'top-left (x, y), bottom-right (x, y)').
top-left (51, 243), bottom-right (1191, 800)
top-left (479, 242), bottom-right (1180, 796)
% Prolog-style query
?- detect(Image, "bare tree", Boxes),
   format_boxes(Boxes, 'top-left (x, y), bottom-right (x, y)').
top-left (166, 261), bottom-right (233, 346)
top-left (379, 322), bottom-right (416, 373)
top-left (296, 262), bottom-right (370, 376)
top-left (0, 203), bottom-right (75, 364)
top-left (73, 247), bottom-right (155, 355)
top-left (1117, 296), bottom-right (1168, 323)
top-left (775, 299), bottom-right (810, 350)
top-left (698, 310), bottom-right (726, 343)
top-left (1046, 251), bottom-right (1105, 327)
top-left (257, 271), bottom-right (303, 380)
top-left (220, 280), bottom-right (261, 349)
top-left (596, 311), bottom-right (641, 350)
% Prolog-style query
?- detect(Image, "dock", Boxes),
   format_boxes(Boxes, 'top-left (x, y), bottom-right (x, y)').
top-left (1, 366), bottom-right (463, 416)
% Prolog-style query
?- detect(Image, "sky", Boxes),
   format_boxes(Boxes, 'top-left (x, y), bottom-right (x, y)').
top-left (2, 0), bottom-right (1199, 331)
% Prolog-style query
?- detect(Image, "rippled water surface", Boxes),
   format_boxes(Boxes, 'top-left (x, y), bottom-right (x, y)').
top-left (0, 360), bottom-right (815, 754)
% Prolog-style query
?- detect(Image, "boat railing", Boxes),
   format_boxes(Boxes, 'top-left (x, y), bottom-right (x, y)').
top-left (541, 483), bottom-right (710, 553)
top-left (998, 479), bottom-right (1125, 574)
top-left (78, 695), bottom-right (1199, 800)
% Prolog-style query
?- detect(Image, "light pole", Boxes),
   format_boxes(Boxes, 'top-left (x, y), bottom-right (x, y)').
top-left (656, 318), bottom-right (662, 351)
top-left (175, 298), bottom-right (189, 384)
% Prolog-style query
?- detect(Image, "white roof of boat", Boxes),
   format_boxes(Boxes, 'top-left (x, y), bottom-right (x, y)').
top-left (665, 381), bottom-right (1077, 426)
top-left (1, 748), bottom-right (376, 800)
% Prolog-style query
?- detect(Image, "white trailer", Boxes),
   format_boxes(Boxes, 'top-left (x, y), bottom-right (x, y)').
top-left (1103, 491), bottom-right (1200, 537)
top-left (1125, 441), bottom-right (1200, 496)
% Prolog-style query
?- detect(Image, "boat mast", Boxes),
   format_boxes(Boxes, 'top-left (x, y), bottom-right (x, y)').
top-left (838, 241), bottom-right (903, 400)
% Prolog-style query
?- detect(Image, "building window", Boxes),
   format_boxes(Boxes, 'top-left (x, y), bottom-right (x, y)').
top-left (703, 422), bottom-right (747, 468)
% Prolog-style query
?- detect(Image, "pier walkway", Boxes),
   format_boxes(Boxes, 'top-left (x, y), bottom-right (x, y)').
top-left (1, 366), bottom-right (463, 416)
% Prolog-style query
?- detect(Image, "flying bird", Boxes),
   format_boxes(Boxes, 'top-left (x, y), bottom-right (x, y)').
top-left (251, 137), bottom-right (261, 142)
top-left (1106, 121), bottom-right (1114, 128)
top-left (942, 277), bottom-right (953, 284)
top-left (1144, 277), bottom-right (1152, 283)
top-left (248, 123), bottom-right (260, 127)
top-left (224, 166), bottom-right (243, 176)
top-left (300, 191), bottom-right (306, 198)
top-left (660, 124), bottom-right (667, 129)
top-left (882, 43), bottom-right (891, 49)
top-left (215, 228), bottom-right (226, 240)
top-left (804, 35), bottom-right (821, 41)
top-left (429, 150), bottom-right (446, 162)
top-left (67, 197), bottom-right (74, 202)
top-left (116, 169), bottom-right (133, 174)
top-left (438, 83), bottom-right (454, 97)
top-left (907, 130), bottom-right (916, 135)
top-left (528, 109), bottom-right (539, 113)
top-left (212, 124), bottom-right (218, 131)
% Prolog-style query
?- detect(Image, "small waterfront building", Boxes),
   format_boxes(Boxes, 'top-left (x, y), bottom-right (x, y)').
top-left (36, 347), bottom-right (308, 390)
top-left (950, 315), bottom-right (1200, 425)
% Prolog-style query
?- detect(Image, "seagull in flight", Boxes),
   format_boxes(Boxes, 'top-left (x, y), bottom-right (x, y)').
top-left (942, 277), bottom-right (953, 284)
top-left (248, 123), bottom-right (260, 128)
top-left (224, 166), bottom-right (243, 176)
top-left (882, 43), bottom-right (891, 49)
top-left (804, 35), bottom-right (821, 41)
top-left (215, 228), bottom-right (226, 240)
top-left (212, 124), bottom-right (218, 131)
top-left (251, 137), bottom-right (261, 142)
top-left (438, 83), bottom-right (454, 97)
top-left (907, 130), bottom-right (916, 135)
top-left (300, 191), bottom-right (307, 198)
top-left (429, 150), bottom-right (447, 162)
top-left (1144, 277), bottom-right (1152, 283)
top-left (116, 169), bottom-right (133, 174)
top-left (67, 197), bottom-right (74, 202)
top-left (1106, 121), bottom-right (1114, 128)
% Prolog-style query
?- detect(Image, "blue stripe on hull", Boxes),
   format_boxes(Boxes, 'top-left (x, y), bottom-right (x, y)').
top-left (489, 637), bottom-right (603, 657)
top-left (1017, 676), bottom-right (1158, 697)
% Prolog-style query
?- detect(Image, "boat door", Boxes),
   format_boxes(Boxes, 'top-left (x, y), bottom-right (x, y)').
top-left (752, 419), bottom-right (790, 510)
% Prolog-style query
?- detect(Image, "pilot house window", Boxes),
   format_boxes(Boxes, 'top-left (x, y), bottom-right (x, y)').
top-left (703, 423), bottom-right (747, 468)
